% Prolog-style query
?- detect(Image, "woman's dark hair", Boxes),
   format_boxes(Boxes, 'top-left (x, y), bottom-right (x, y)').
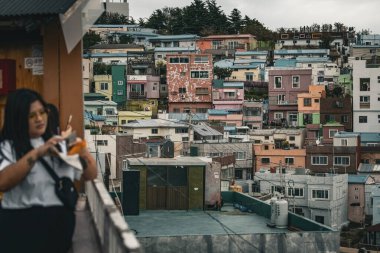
top-left (0, 88), bottom-right (52, 159)
top-left (46, 103), bottom-right (60, 135)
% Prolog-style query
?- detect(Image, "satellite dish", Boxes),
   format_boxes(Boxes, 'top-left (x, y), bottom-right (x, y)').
top-left (316, 138), bottom-right (320, 145)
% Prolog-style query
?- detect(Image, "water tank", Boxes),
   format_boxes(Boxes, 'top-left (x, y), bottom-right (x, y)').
top-left (270, 197), bottom-right (277, 224)
top-left (274, 199), bottom-right (288, 228)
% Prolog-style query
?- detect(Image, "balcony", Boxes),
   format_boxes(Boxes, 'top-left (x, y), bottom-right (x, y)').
top-left (129, 91), bottom-right (147, 99)
top-left (277, 100), bottom-right (298, 105)
top-left (72, 178), bottom-right (141, 253)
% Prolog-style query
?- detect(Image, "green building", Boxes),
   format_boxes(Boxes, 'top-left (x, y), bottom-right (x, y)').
top-left (111, 65), bottom-right (126, 106)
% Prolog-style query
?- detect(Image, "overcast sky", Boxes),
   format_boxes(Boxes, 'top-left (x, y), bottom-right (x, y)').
top-left (128, 0), bottom-right (379, 34)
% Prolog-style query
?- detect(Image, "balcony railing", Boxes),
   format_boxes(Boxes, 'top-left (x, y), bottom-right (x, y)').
top-left (277, 100), bottom-right (298, 105)
top-left (86, 179), bottom-right (141, 253)
top-left (129, 91), bottom-right (147, 99)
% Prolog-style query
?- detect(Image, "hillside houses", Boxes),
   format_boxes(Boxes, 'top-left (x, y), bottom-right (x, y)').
top-left (83, 24), bottom-right (380, 231)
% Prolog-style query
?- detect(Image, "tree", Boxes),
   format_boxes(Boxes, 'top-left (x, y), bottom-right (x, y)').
top-left (182, 0), bottom-right (208, 35)
top-left (203, 0), bottom-right (228, 35)
top-left (93, 63), bottom-right (112, 75)
top-left (119, 34), bottom-right (134, 44)
top-left (213, 66), bottom-right (232, 80)
top-left (83, 31), bottom-right (101, 50)
top-left (228, 8), bottom-right (242, 34)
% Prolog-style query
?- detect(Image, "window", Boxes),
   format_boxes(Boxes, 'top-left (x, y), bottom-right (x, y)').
top-left (375, 159), bottom-right (380, 164)
top-left (191, 71), bottom-right (209, 79)
top-left (312, 190), bottom-right (329, 199)
top-left (100, 82), bottom-right (108, 90)
top-left (261, 158), bottom-right (270, 164)
top-left (175, 128), bottom-right (188, 134)
top-left (341, 139), bottom-right (348, 146)
top-left (317, 76), bottom-right (324, 83)
top-left (360, 96), bottom-right (370, 103)
top-left (329, 129), bottom-right (338, 138)
top-left (378, 115), bottom-right (380, 123)
top-left (173, 108), bottom-right (180, 113)
top-left (315, 215), bottom-right (325, 224)
top-left (312, 156), bottom-right (328, 165)
top-left (289, 113), bottom-right (297, 123)
top-left (304, 98), bottom-right (311, 106)
top-left (378, 76), bottom-right (380, 83)
top-left (288, 188), bottom-right (304, 197)
top-left (196, 108), bottom-right (208, 113)
top-left (264, 136), bottom-right (269, 140)
top-left (325, 115), bottom-right (335, 122)
top-left (285, 157), bottom-right (294, 165)
top-left (359, 116), bottom-right (367, 123)
top-left (360, 78), bottom-right (370, 91)
top-left (341, 115), bottom-right (348, 123)
top-left (117, 90), bottom-right (123, 95)
top-left (212, 40), bottom-right (221, 49)
top-left (194, 56), bottom-right (209, 63)
top-left (234, 152), bottom-right (246, 160)
top-left (271, 186), bottom-right (285, 194)
top-left (179, 87), bottom-right (186, 94)
top-left (151, 128), bottom-right (158, 134)
top-left (183, 108), bottom-right (191, 113)
top-left (235, 169), bottom-right (243, 180)
top-left (274, 76), bottom-right (282, 88)
top-left (361, 159), bottom-right (369, 164)
top-left (274, 112), bottom-right (283, 119)
top-left (169, 57), bottom-right (189, 63)
top-left (278, 94), bottom-right (285, 104)
top-left (118, 80), bottom-right (123, 85)
top-left (246, 72), bottom-right (254, 81)
top-left (196, 88), bottom-right (208, 95)
top-left (292, 76), bottom-right (300, 88)
top-left (182, 137), bottom-right (189, 142)
top-left (289, 136), bottom-right (295, 141)
top-left (96, 140), bottom-right (108, 146)
top-left (227, 41), bottom-right (238, 49)
top-left (334, 156), bottom-right (350, 165)
top-left (303, 114), bottom-right (312, 124)
top-left (314, 99), bottom-right (319, 103)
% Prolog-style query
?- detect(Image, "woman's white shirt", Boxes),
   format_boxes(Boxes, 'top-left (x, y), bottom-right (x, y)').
top-left (0, 137), bottom-right (81, 209)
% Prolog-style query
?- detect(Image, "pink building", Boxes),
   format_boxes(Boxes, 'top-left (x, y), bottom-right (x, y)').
top-left (197, 34), bottom-right (257, 53)
top-left (167, 54), bottom-right (213, 113)
top-left (268, 68), bottom-right (312, 126)
top-left (126, 75), bottom-right (160, 99)
top-left (347, 175), bottom-right (375, 224)
top-left (212, 80), bottom-right (244, 110)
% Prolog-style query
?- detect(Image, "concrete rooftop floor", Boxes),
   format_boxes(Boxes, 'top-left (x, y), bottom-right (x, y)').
top-left (124, 205), bottom-right (288, 238)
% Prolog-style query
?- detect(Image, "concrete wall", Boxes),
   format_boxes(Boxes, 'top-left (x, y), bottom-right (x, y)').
top-left (137, 230), bottom-right (339, 253)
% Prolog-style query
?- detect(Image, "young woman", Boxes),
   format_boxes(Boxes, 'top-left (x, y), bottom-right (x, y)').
top-left (0, 89), bottom-right (97, 253)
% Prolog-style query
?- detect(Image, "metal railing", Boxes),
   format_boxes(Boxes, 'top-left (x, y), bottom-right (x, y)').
top-left (86, 179), bottom-right (142, 253)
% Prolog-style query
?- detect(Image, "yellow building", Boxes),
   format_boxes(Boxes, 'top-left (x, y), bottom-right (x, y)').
top-left (94, 75), bottom-right (112, 100)
top-left (118, 111), bottom-right (152, 126)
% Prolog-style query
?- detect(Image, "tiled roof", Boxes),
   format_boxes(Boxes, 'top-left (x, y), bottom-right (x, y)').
top-left (0, 0), bottom-right (76, 16)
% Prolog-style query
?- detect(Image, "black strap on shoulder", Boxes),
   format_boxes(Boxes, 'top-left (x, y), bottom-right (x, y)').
top-left (39, 158), bottom-right (60, 183)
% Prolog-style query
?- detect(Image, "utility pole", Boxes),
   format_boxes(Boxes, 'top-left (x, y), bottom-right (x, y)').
top-left (187, 112), bottom-right (192, 155)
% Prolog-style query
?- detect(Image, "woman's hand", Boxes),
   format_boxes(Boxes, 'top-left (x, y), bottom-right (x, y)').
top-left (36, 136), bottom-right (64, 158)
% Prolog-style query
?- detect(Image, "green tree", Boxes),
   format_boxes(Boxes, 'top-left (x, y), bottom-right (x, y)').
top-left (203, 0), bottom-right (228, 35)
top-left (93, 63), bottom-right (112, 75)
top-left (213, 66), bottom-right (232, 79)
top-left (146, 9), bottom-right (167, 32)
top-left (182, 0), bottom-right (208, 35)
top-left (83, 31), bottom-right (101, 50)
top-left (119, 34), bottom-right (134, 44)
top-left (228, 8), bottom-right (242, 34)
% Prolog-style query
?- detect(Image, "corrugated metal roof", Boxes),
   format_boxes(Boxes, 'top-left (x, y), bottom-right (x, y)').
top-left (0, 0), bottom-right (76, 16)
top-left (214, 59), bottom-right (234, 68)
top-left (154, 47), bottom-right (197, 52)
top-left (230, 64), bottom-right (260, 69)
top-left (274, 59), bottom-right (297, 67)
top-left (207, 109), bottom-right (228, 115)
top-left (235, 51), bottom-right (268, 56)
top-left (168, 113), bottom-right (207, 121)
top-left (123, 119), bottom-right (188, 128)
top-left (274, 49), bottom-right (329, 55)
top-left (148, 34), bottom-right (199, 41)
top-left (127, 157), bottom-right (207, 166)
top-left (348, 175), bottom-right (369, 184)
top-left (193, 124), bottom-right (223, 137)
top-left (360, 133), bottom-right (380, 143)
top-left (334, 131), bottom-right (360, 138)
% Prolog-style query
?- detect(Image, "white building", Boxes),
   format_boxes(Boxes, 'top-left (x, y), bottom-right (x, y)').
top-left (254, 171), bottom-right (348, 229)
top-left (84, 100), bottom-right (118, 125)
top-left (352, 60), bottom-right (380, 133)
